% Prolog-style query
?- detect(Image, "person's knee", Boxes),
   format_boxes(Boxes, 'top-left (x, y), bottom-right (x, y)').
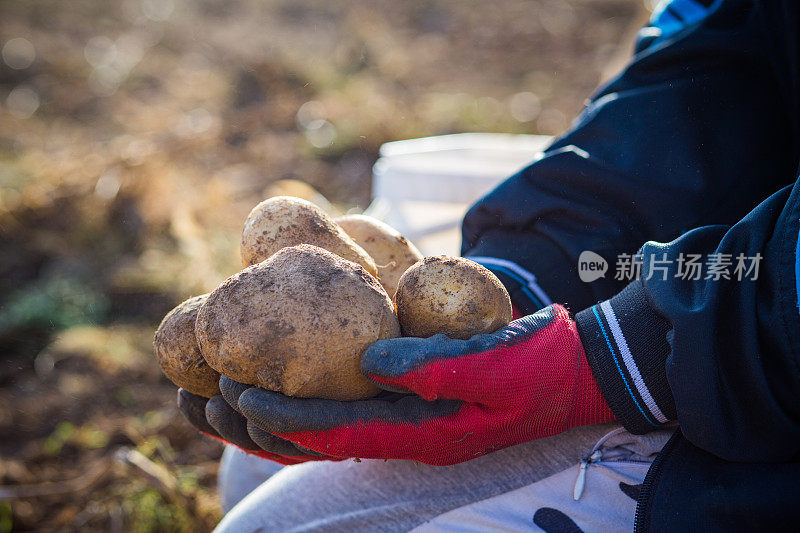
top-left (215, 459), bottom-right (415, 532)
top-left (218, 446), bottom-right (284, 512)
top-left (214, 462), bottom-right (335, 532)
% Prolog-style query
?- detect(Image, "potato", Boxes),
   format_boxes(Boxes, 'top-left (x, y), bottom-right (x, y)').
top-left (196, 244), bottom-right (400, 401)
top-left (240, 196), bottom-right (378, 278)
top-left (153, 294), bottom-right (221, 398)
top-left (336, 214), bottom-right (423, 297)
top-left (395, 256), bottom-right (512, 340)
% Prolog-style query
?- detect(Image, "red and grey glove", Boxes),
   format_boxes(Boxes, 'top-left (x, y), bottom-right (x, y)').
top-left (233, 304), bottom-right (614, 466)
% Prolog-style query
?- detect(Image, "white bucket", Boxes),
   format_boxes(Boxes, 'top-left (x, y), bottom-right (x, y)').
top-left (365, 133), bottom-right (552, 255)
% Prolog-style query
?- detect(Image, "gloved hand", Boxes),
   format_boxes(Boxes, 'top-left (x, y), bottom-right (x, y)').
top-left (177, 385), bottom-right (335, 465)
top-left (232, 304), bottom-right (614, 466)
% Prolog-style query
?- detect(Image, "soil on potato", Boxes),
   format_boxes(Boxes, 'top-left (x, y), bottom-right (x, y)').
top-left (0, 0), bottom-right (644, 530)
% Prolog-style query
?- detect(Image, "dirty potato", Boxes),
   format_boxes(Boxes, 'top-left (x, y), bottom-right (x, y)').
top-left (240, 196), bottom-right (377, 278)
top-left (153, 294), bottom-right (221, 398)
top-left (336, 214), bottom-right (423, 297)
top-left (196, 244), bottom-right (400, 401)
top-left (395, 256), bottom-right (512, 340)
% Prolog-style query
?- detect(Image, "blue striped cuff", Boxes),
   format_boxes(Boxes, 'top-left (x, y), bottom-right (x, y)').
top-left (575, 279), bottom-right (677, 434)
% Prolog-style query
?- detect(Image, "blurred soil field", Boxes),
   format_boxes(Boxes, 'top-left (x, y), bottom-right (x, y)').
top-left (0, 0), bottom-right (646, 530)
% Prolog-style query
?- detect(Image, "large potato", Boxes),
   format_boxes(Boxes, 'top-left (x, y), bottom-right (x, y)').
top-left (336, 214), bottom-right (423, 297)
top-left (153, 294), bottom-right (221, 398)
top-left (196, 244), bottom-right (400, 401)
top-left (396, 256), bottom-right (512, 340)
top-left (240, 196), bottom-right (377, 278)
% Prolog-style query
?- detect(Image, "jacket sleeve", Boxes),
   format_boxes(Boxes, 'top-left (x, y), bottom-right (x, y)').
top-left (461, 0), bottom-right (799, 315)
top-left (575, 178), bottom-right (800, 462)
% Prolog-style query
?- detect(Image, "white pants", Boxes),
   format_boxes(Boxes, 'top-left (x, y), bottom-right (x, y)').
top-left (215, 424), bottom-right (673, 532)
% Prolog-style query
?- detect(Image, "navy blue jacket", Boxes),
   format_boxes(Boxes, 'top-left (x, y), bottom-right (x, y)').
top-left (462, 1), bottom-right (800, 530)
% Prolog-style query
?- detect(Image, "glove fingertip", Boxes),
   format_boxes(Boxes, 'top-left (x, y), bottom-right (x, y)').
top-left (219, 376), bottom-right (251, 410)
top-left (361, 336), bottom-right (428, 378)
top-left (177, 389), bottom-right (218, 436)
top-left (204, 395), bottom-right (230, 425)
top-left (237, 388), bottom-right (281, 426)
top-left (360, 340), bottom-right (391, 375)
top-left (206, 395), bottom-right (262, 451)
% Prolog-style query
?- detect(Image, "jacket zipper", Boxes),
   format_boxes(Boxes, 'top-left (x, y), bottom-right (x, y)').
top-left (573, 449), bottom-right (603, 500)
top-left (633, 429), bottom-right (681, 533)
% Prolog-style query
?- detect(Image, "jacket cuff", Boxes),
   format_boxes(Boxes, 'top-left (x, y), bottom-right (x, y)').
top-left (575, 279), bottom-right (677, 434)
